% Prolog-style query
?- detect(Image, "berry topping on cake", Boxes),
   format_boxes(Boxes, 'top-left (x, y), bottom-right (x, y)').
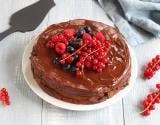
top-left (46, 26), bottom-right (110, 76)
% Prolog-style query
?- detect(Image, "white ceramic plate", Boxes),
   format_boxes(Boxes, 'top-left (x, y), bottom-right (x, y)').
top-left (22, 37), bottom-right (137, 111)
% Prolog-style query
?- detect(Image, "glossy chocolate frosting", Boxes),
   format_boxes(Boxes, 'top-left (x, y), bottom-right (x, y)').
top-left (30, 19), bottom-right (131, 104)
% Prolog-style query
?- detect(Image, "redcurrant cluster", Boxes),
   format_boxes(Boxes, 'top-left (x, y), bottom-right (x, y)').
top-left (46, 26), bottom-right (110, 76)
top-left (141, 84), bottom-right (160, 116)
top-left (144, 55), bottom-right (160, 79)
top-left (0, 88), bottom-right (10, 106)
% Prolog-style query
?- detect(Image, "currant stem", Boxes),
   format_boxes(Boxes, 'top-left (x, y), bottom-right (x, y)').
top-left (60, 44), bottom-right (86, 62)
top-left (140, 91), bottom-right (160, 114)
top-left (81, 46), bottom-right (106, 73)
top-left (149, 59), bottom-right (160, 71)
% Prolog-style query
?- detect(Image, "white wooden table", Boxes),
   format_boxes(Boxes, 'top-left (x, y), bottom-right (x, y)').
top-left (0, 0), bottom-right (160, 124)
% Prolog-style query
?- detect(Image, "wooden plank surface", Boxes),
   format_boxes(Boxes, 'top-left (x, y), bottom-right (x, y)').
top-left (123, 39), bottom-right (160, 125)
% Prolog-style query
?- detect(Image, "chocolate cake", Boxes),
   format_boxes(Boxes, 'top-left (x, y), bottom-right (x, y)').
top-left (30, 19), bottom-right (131, 104)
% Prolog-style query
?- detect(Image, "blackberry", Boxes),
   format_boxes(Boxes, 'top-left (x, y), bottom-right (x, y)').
top-left (70, 66), bottom-right (79, 72)
top-left (73, 54), bottom-right (79, 61)
top-left (63, 64), bottom-right (71, 71)
top-left (84, 26), bottom-right (92, 33)
top-left (76, 28), bottom-right (86, 38)
top-left (69, 40), bottom-right (80, 49)
top-left (67, 46), bottom-right (75, 53)
top-left (53, 56), bottom-right (60, 64)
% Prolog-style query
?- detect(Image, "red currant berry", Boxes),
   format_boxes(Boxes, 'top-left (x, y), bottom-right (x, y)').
top-left (84, 40), bottom-right (90, 45)
top-left (60, 60), bottom-right (65, 64)
top-left (77, 50), bottom-right (82, 55)
top-left (51, 35), bottom-right (59, 42)
top-left (147, 94), bottom-right (153, 101)
top-left (86, 56), bottom-right (92, 61)
top-left (152, 92), bottom-right (157, 98)
top-left (63, 39), bottom-right (69, 45)
top-left (155, 97), bottom-right (160, 103)
top-left (152, 58), bottom-right (157, 63)
top-left (58, 34), bottom-right (65, 41)
top-left (98, 62), bottom-right (105, 69)
top-left (156, 55), bottom-right (160, 60)
top-left (76, 70), bottom-right (82, 76)
top-left (1, 91), bottom-right (8, 96)
top-left (82, 52), bottom-right (88, 57)
top-left (147, 62), bottom-right (153, 67)
top-left (97, 68), bottom-right (103, 73)
top-left (62, 53), bottom-right (69, 59)
top-left (149, 104), bottom-right (155, 110)
top-left (93, 65), bottom-right (98, 71)
top-left (101, 58), bottom-right (108, 64)
top-left (87, 49), bottom-right (92, 53)
top-left (143, 100), bottom-right (149, 107)
top-left (93, 59), bottom-right (98, 65)
top-left (76, 62), bottom-right (82, 68)
top-left (63, 29), bottom-right (75, 38)
top-left (46, 41), bottom-right (54, 48)
top-left (156, 84), bottom-right (160, 89)
top-left (1, 88), bottom-right (7, 92)
top-left (144, 69), bottom-right (154, 79)
top-left (84, 61), bottom-right (92, 69)
top-left (55, 43), bottom-right (66, 55)
top-left (66, 56), bottom-right (74, 63)
top-left (104, 41), bottom-right (110, 48)
top-left (143, 110), bottom-right (150, 116)
top-left (100, 52), bottom-right (105, 57)
top-left (94, 52), bottom-right (99, 57)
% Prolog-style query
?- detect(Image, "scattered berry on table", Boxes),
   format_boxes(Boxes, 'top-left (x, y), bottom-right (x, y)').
top-left (0, 88), bottom-right (10, 106)
top-left (144, 55), bottom-right (160, 79)
top-left (140, 84), bottom-right (160, 116)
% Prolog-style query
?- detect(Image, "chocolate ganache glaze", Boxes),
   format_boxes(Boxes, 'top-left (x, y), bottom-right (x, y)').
top-left (30, 19), bottom-right (131, 104)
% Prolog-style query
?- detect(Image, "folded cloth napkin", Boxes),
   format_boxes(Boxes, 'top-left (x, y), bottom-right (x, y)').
top-left (98, 0), bottom-right (160, 46)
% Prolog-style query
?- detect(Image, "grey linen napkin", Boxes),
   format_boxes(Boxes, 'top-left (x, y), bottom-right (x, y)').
top-left (98, 0), bottom-right (160, 46)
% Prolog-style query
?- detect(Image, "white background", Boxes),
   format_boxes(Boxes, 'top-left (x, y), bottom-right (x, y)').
top-left (0, 0), bottom-right (160, 125)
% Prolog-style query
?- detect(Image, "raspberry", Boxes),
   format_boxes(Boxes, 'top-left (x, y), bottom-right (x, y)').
top-left (94, 32), bottom-right (105, 41)
top-left (55, 43), bottom-right (66, 55)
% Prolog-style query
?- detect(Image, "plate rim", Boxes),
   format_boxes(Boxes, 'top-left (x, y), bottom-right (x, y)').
top-left (22, 37), bottom-right (137, 111)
